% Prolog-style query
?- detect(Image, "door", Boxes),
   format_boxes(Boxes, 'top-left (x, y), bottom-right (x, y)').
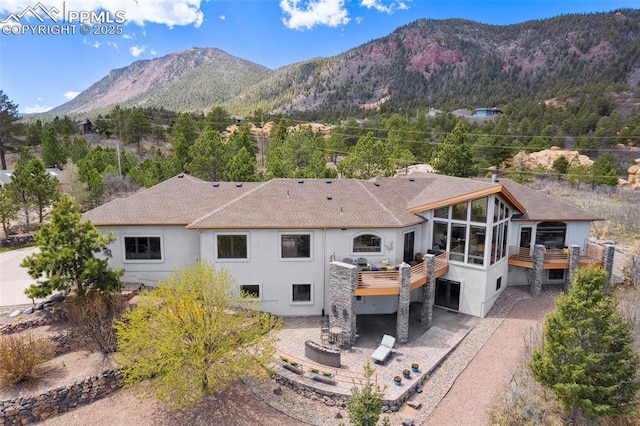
top-left (435, 278), bottom-right (460, 311)
top-left (519, 227), bottom-right (532, 248)
top-left (403, 231), bottom-right (415, 263)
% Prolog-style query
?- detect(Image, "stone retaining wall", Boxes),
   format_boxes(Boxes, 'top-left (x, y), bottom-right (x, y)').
top-left (0, 370), bottom-right (123, 424)
top-left (0, 311), bottom-right (67, 336)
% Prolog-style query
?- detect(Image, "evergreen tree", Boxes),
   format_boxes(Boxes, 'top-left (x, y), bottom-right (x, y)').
top-left (337, 132), bottom-right (392, 179)
top-left (6, 151), bottom-right (35, 232)
top-left (27, 158), bottom-right (59, 223)
top-left (186, 127), bottom-right (228, 181)
top-left (589, 153), bottom-right (619, 188)
top-left (530, 265), bottom-right (640, 420)
top-left (0, 187), bottom-right (18, 237)
top-left (21, 194), bottom-right (122, 300)
top-left (41, 125), bottom-right (67, 168)
top-left (347, 361), bottom-right (388, 426)
top-left (432, 121), bottom-right (477, 177)
top-left (224, 147), bottom-right (257, 182)
top-left (122, 108), bottom-right (150, 153)
top-left (0, 90), bottom-right (21, 170)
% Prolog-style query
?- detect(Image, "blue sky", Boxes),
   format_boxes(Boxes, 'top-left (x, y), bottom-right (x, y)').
top-left (1, 0), bottom-right (638, 114)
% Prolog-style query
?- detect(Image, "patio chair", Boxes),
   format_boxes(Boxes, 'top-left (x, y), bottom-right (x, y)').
top-left (342, 257), bottom-right (355, 265)
top-left (371, 334), bottom-right (396, 364)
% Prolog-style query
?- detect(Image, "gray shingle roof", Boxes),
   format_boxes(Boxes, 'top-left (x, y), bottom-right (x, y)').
top-left (83, 173), bottom-right (599, 229)
top-left (493, 179), bottom-right (602, 222)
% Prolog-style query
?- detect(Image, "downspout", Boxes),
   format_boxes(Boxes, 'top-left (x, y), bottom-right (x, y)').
top-left (322, 227), bottom-right (326, 316)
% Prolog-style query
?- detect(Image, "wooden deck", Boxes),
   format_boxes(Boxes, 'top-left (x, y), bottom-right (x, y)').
top-left (355, 253), bottom-right (449, 296)
top-left (507, 243), bottom-right (604, 269)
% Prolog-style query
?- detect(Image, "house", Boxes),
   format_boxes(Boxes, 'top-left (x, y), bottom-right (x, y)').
top-left (77, 119), bottom-right (93, 135)
top-left (0, 168), bottom-right (64, 189)
top-left (83, 173), bottom-right (613, 323)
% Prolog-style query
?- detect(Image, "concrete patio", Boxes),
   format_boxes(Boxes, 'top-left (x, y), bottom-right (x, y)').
top-left (274, 302), bottom-right (480, 404)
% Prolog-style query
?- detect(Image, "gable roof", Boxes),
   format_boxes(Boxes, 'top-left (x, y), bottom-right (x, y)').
top-left (83, 173), bottom-right (598, 229)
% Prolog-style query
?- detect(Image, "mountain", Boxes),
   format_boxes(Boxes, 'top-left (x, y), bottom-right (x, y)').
top-left (47, 47), bottom-right (273, 116)
top-left (48, 10), bottom-right (640, 118)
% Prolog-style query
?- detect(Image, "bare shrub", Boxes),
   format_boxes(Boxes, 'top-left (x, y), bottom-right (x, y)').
top-left (0, 331), bottom-right (55, 387)
top-left (487, 326), bottom-right (564, 425)
top-left (64, 292), bottom-right (128, 354)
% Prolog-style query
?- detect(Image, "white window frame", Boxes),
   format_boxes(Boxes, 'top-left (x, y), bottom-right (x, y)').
top-left (215, 232), bottom-right (250, 262)
top-left (279, 232), bottom-right (313, 261)
top-left (351, 232), bottom-right (383, 255)
top-left (122, 234), bottom-right (164, 264)
top-left (239, 283), bottom-right (262, 300)
top-left (290, 283), bottom-right (313, 305)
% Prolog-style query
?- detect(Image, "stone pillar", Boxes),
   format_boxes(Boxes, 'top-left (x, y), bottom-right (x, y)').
top-left (529, 244), bottom-right (545, 297)
top-left (396, 264), bottom-right (411, 344)
top-left (603, 244), bottom-right (616, 294)
top-left (565, 244), bottom-right (581, 292)
top-left (328, 261), bottom-right (358, 348)
top-left (421, 254), bottom-right (436, 328)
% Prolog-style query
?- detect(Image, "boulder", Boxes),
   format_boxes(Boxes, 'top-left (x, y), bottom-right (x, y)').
top-left (9, 309), bottom-right (22, 318)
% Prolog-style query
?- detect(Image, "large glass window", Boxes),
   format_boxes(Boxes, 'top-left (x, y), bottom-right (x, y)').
top-left (432, 222), bottom-right (448, 254)
top-left (217, 235), bottom-right (247, 259)
top-left (281, 234), bottom-right (311, 258)
top-left (292, 284), bottom-right (311, 303)
top-left (353, 234), bottom-right (382, 253)
top-left (491, 198), bottom-right (511, 265)
top-left (535, 222), bottom-right (566, 249)
top-left (468, 226), bottom-right (486, 265)
top-left (431, 196), bottom-right (490, 265)
top-left (450, 224), bottom-right (466, 262)
top-left (471, 197), bottom-right (488, 223)
top-left (125, 237), bottom-right (161, 260)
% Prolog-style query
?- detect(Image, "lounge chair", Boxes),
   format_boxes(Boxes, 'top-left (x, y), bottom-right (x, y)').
top-left (371, 334), bottom-right (396, 364)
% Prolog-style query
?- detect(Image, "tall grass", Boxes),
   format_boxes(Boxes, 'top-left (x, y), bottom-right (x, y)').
top-left (0, 331), bottom-right (55, 387)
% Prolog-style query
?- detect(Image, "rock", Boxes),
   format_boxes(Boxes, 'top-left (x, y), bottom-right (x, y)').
top-left (9, 309), bottom-right (22, 318)
top-left (401, 419), bottom-right (415, 426)
top-left (335, 412), bottom-right (343, 419)
top-left (24, 307), bottom-right (34, 315)
top-left (35, 303), bottom-right (44, 310)
top-left (390, 405), bottom-right (400, 412)
top-left (323, 396), bottom-right (336, 406)
top-left (414, 386), bottom-right (423, 393)
top-left (407, 402), bottom-right (422, 410)
top-left (273, 386), bottom-right (282, 396)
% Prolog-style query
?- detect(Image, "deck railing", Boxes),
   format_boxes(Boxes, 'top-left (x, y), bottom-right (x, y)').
top-left (508, 242), bottom-right (604, 267)
top-left (356, 252), bottom-right (449, 292)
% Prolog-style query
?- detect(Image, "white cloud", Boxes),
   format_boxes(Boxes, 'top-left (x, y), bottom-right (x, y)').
top-left (105, 40), bottom-right (119, 51)
top-left (122, 33), bottom-right (133, 39)
top-left (360, 0), bottom-right (409, 14)
top-left (219, 15), bottom-right (225, 20)
top-left (280, 0), bottom-right (350, 30)
top-left (150, 49), bottom-right (157, 55)
top-left (64, 91), bottom-right (80, 100)
top-left (0, 1), bottom-right (205, 29)
top-left (23, 104), bottom-right (53, 114)
top-left (92, 41), bottom-right (101, 48)
top-left (129, 45), bottom-right (145, 57)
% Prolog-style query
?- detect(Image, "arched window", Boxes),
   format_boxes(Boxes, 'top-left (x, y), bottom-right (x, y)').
top-left (353, 234), bottom-right (382, 253)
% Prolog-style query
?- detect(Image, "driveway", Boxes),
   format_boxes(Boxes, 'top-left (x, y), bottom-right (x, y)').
top-left (0, 246), bottom-right (43, 307)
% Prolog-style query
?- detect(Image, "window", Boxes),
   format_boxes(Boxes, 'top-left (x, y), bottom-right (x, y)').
top-left (468, 226), bottom-right (486, 265)
top-left (450, 224), bottom-right (466, 262)
top-left (452, 202), bottom-right (468, 221)
top-left (548, 269), bottom-right (565, 281)
top-left (491, 198), bottom-right (511, 265)
top-left (240, 284), bottom-right (260, 299)
top-left (281, 234), bottom-right (311, 258)
top-left (292, 284), bottom-right (311, 303)
top-left (434, 206), bottom-right (448, 218)
top-left (217, 234), bottom-right (247, 259)
top-left (353, 234), bottom-right (382, 253)
top-left (535, 222), bottom-right (566, 249)
top-left (496, 276), bottom-right (502, 291)
top-left (470, 197), bottom-right (488, 223)
top-left (125, 237), bottom-right (161, 260)
top-left (432, 222), bottom-right (448, 254)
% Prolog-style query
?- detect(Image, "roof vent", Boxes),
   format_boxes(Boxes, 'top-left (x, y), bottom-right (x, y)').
top-left (178, 173), bottom-right (185, 178)
top-left (212, 182), bottom-right (220, 187)
top-left (236, 183), bottom-right (243, 188)
top-left (373, 182), bottom-right (380, 187)
top-left (298, 180), bottom-right (304, 184)
top-left (326, 180), bottom-right (332, 184)
top-left (326, 195), bottom-right (332, 200)
top-left (408, 178), bottom-right (415, 182)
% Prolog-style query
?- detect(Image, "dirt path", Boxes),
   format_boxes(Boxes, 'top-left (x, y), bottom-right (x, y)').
top-left (424, 296), bottom-right (556, 426)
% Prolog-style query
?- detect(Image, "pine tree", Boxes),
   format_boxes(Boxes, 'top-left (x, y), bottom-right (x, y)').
top-left (347, 361), bottom-right (388, 426)
top-left (432, 121), bottom-right (477, 177)
top-left (530, 265), bottom-right (640, 421)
